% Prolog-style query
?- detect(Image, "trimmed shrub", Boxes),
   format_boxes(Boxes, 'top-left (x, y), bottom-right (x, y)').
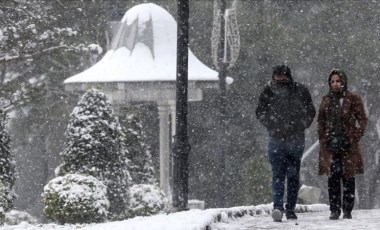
top-left (42, 174), bottom-right (109, 224)
top-left (119, 109), bottom-right (156, 185)
top-left (128, 184), bottom-right (169, 218)
top-left (0, 208), bottom-right (4, 226)
top-left (57, 88), bottom-right (130, 220)
top-left (5, 210), bottom-right (37, 225)
top-left (0, 181), bottom-right (6, 225)
top-left (0, 103), bottom-right (16, 212)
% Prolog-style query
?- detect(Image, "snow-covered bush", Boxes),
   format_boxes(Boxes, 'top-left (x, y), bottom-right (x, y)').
top-left (0, 182), bottom-right (6, 225)
top-left (120, 109), bottom-right (156, 185)
top-left (0, 103), bottom-right (16, 212)
top-left (5, 210), bottom-right (37, 225)
top-left (0, 210), bottom-right (4, 225)
top-left (57, 88), bottom-right (131, 220)
top-left (128, 184), bottom-right (169, 218)
top-left (42, 174), bottom-right (109, 224)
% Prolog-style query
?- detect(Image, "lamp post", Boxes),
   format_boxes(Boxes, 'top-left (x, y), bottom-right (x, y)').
top-left (217, 0), bottom-right (227, 208)
top-left (212, 0), bottom-right (240, 115)
top-left (218, 0), bottom-right (227, 120)
top-left (172, 0), bottom-right (190, 210)
top-left (211, 0), bottom-right (240, 207)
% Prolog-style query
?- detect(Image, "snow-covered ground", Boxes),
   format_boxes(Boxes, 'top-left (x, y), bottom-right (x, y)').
top-left (213, 209), bottom-right (380, 230)
top-left (0, 204), bottom-right (380, 230)
top-left (1, 204), bottom-right (380, 230)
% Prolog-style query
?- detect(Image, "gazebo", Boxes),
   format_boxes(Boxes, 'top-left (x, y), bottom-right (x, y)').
top-left (64, 3), bottom-right (227, 199)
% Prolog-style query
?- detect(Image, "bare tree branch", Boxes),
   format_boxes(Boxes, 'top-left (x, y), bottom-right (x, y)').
top-left (54, 0), bottom-right (66, 8)
top-left (376, 118), bottom-right (380, 141)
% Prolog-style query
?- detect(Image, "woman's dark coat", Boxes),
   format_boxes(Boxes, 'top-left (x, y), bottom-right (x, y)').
top-left (317, 91), bottom-right (368, 177)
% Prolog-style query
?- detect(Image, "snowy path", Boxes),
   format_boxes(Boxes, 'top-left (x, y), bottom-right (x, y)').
top-left (2, 206), bottom-right (379, 230)
top-left (212, 209), bottom-right (380, 230)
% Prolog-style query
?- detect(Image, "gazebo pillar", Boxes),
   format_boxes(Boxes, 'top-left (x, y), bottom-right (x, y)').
top-left (169, 100), bottom-right (177, 143)
top-left (157, 102), bottom-right (172, 199)
top-left (168, 100), bottom-right (176, 203)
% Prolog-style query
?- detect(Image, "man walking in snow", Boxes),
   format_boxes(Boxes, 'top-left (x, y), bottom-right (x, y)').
top-left (256, 65), bottom-right (316, 222)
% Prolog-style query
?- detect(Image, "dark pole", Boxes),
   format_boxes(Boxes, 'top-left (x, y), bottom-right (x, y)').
top-left (172, 0), bottom-right (190, 210)
top-left (218, 0), bottom-right (227, 118)
top-left (217, 0), bottom-right (228, 207)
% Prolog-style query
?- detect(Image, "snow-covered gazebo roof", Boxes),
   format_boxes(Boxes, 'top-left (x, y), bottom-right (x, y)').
top-left (64, 3), bottom-right (229, 105)
top-left (65, 3), bottom-right (220, 85)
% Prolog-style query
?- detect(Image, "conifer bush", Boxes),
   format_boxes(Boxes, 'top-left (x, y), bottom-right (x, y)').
top-left (0, 209), bottom-right (4, 225)
top-left (56, 88), bottom-right (131, 220)
top-left (128, 184), bottom-right (169, 218)
top-left (4, 210), bottom-right (37, 225)
top-left (42, 174), bottom-right (109, 224)
top-left (0, 182), bottom-right (6, 225)
top-left (120, 109), bottom-right (156, 185)
top-left (0, 102), bottom-right (16, 213)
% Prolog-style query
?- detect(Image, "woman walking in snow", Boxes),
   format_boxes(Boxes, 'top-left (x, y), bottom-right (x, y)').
top-left (317, 69), bottom-right (367, 220)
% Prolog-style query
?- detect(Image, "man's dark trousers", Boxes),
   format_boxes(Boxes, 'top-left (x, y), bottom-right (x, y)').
top-left (268, 137), bottom-right (305, 211)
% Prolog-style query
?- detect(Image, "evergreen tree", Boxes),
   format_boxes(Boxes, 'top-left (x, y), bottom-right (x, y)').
top-left (57, 88), bottom-right (130, 220)
top-left (0, 103), bottom-right (16, 212)
top-left (1, 0), bottom-right (108, 217)
top-left (120, 107), bottom-right (156, 185)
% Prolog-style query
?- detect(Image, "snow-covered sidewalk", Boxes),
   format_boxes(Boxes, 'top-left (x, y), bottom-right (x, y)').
top-left (1, 204), bottom-right (329, 230)
top-left (213, 208), bottom-right (380, 229)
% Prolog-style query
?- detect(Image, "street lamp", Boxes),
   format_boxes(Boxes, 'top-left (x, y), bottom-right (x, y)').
top-left (212, 0), bottom-right (240, 107)
top-left (172, 0), bottom-right (240, 210)
top-left (172, 0), bottom-right (190, 210)
top-left (211, 0), bottom-right (240, 207)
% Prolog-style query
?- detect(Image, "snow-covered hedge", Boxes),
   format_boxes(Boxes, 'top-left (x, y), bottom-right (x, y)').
top-left (128, 184), bottom-right (169, 218)
top-left (4, 210), bottom-right (37, 225)
top-left (0, 208), bottom-right (4, 226)
top-left (0, 181), bottom-right (6, 225)
top-left (0, 104), bottom-right (17, 214)
top-left (58, 88), bottom-right (131, 220)
top-left (42, 174), bottom-right (110, 224)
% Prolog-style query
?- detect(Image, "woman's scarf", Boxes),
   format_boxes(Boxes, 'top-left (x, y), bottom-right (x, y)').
top-left (327, 90), bottom-right (350, 153)
top-left (327, 90), bottom-right (344, 136)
